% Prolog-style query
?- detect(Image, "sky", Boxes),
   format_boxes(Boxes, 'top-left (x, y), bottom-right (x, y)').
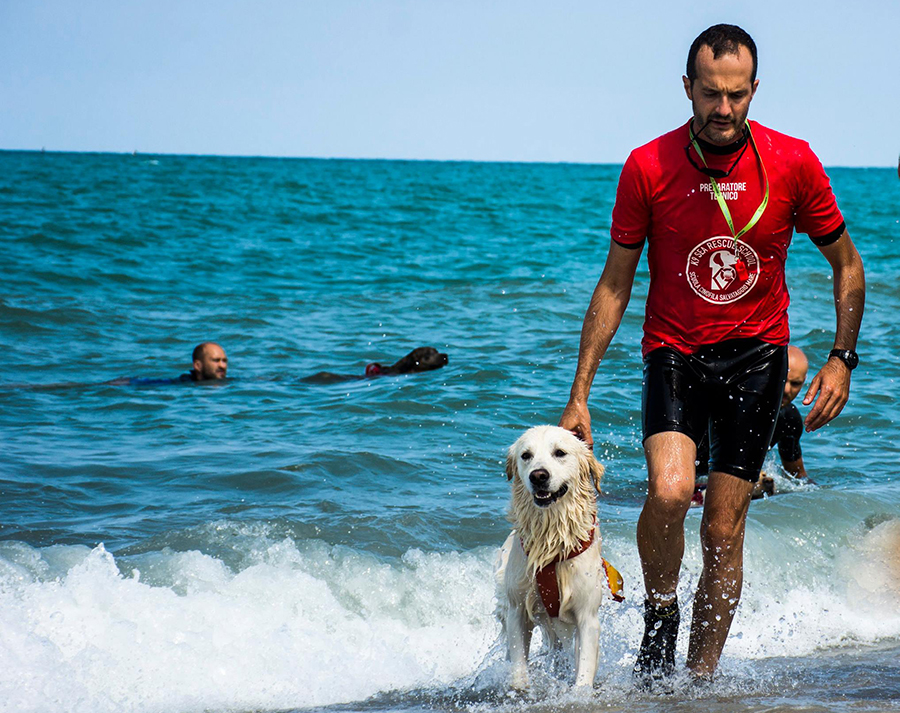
top-left (2, 0), bottom-right (898, 167)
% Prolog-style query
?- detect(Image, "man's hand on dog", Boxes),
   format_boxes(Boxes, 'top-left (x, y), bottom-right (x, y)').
top-left (559, 399), bottom-right (593, 449)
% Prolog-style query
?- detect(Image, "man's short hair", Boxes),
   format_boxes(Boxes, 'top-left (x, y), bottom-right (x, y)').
top-left (192, 343), bottom-right (208, 362)
top-left (686, 24), bottom-right (758, 84)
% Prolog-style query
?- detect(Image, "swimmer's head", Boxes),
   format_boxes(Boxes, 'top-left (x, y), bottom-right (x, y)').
top-left (192, 342), bottom-right (228, 380)
top-left (683, 24), bottom-right (758, 146)
top-left (783, 345), bottom-right (808, 407)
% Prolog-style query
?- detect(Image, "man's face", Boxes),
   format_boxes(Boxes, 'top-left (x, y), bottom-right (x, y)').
top-left (782, 350), bottom-right (809, 407)
top-left (683, 44), bottom-right (758, 146)
top-left (194, 344), bottom-right (228, 380)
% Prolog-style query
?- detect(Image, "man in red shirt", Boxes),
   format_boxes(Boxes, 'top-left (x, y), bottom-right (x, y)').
top-left (559, 24), bottom-right (865, 681)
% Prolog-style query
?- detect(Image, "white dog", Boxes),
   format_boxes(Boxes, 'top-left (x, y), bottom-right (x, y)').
top-left (495, 425), bottom-right (616, 689)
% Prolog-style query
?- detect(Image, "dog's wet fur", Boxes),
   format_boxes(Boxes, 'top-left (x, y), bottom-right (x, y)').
top-left (302, 346), bottom-right (448, 384)
top-left (495, 425), bottom-right (606, 689)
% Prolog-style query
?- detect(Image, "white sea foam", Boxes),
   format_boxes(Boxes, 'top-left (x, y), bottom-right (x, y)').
top-left (0, 532), bottom-right (498, 713)
top-left (2, 509), bottom-right (900, 713)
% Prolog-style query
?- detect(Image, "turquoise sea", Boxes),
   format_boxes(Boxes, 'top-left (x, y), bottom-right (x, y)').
top-left (1, 151), bottom-right (898, 713)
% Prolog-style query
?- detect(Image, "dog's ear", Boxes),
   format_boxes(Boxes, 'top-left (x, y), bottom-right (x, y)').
top-left (580, 449), bottom-right (604, 494)
top-left (505, 451), bottom-right (517, 481)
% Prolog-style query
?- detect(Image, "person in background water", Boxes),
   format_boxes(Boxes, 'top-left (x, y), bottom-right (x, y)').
top-left (694, 344), bottom-right (812, 504)
top-left (109, 342), bottom-right (229, 386)
top-left (188, 342), bottom-right (228, 381)
top-left (772, 345), bottom-right (809, 478)
top-left (559, 24), bottom-right (865, 682)
top-left (764, 344), bottom-right (811, 480)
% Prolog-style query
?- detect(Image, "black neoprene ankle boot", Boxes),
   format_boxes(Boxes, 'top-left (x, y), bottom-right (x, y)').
top-left (633, 597), bottom-right (680, 683)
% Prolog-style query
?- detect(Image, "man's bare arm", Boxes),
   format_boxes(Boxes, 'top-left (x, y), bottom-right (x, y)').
top-left (559, 241), bottom-right (643, 446)
top-left (803, 230), bottom-right (865, 432)
top-left (780, 456), bottom-right (808, 479)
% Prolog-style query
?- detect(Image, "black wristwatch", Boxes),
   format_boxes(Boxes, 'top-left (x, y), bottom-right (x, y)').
top-left (829, 349), bottom-right (859, 370)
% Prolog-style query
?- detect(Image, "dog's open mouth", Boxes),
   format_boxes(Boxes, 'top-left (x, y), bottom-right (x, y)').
top-left (532, 483), bottom-right (568, 507)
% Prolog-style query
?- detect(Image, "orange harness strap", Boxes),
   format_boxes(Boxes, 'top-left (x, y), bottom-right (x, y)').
top-left (524, 525), bottom-right (625, 617)
top-left (530, 527), bottom-right (595, 618)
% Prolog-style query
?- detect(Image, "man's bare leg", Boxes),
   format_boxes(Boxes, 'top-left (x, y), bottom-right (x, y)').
top-left (686, 470), bottom-right (754, 677)
top-left (638, 431), bottom-right (697, 602)
top-left (635, 431), bottom-right (696, 678)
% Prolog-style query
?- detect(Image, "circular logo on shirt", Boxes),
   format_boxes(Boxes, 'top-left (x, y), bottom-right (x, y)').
top-left (686, 237), bottom-right (759, 304)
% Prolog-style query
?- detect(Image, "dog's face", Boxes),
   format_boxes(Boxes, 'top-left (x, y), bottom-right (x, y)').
top-left (506, 426), bottom-right (601, 508)
top-left (393, 347), bottom-right (449, 373)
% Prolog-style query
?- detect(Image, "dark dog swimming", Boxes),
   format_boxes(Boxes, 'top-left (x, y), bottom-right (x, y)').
top-left (302, 346), bottom-right (448, 384)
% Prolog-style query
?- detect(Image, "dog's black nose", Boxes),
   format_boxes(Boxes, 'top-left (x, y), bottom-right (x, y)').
top-left (529, 468), bottom-right (550, 486)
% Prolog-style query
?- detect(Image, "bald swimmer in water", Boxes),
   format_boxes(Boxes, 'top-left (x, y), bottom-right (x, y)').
top-left (189, 342), bottom-right (228, 381)
top-left (109, 342), bottom-right (229, 385)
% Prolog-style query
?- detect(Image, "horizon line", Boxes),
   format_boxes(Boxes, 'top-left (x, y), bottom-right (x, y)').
top-left (0, 147), bottom-right (894, 171)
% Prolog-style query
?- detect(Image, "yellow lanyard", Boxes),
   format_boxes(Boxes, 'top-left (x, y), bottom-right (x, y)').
top-left (689, 121), bottom-right (769, 249)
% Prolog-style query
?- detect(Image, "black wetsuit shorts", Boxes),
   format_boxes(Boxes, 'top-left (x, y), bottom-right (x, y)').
top-left (695, 400), bottom-right (803, 475)
top-left (642, 338), bottom-right (788, 482)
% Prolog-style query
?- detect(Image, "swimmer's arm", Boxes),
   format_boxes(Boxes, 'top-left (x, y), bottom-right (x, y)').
top-left (803, 230), bottom-right (865, 432)
top-left (780, 456), bottom-right (809, 480)
top-left (560, 240), bottom-right (642, 447)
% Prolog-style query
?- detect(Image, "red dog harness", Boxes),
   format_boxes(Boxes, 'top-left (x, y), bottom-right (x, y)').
top-left (524, 525), bottom-right (625, 617)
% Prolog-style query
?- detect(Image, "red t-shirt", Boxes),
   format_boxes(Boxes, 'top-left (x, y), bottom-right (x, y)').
top-left (611, 120), bottom-right (844, 356)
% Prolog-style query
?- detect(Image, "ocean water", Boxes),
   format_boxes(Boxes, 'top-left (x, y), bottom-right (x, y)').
top-left (0, 151), bottom-right (898, 713)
